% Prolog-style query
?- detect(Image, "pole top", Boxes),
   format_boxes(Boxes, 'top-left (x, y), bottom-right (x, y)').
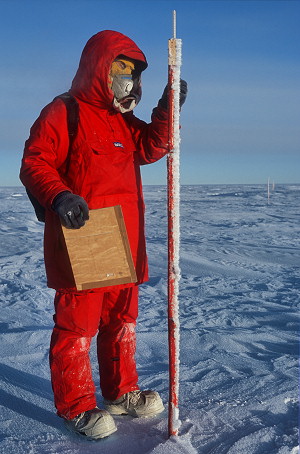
top-left (173, 10), bottom-right (176, 39)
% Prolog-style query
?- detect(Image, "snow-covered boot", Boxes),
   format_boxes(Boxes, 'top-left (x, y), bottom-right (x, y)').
top-left (64, 407), bottom-right (117, 440)
top-left (103, 390), bottom-right (164, 418)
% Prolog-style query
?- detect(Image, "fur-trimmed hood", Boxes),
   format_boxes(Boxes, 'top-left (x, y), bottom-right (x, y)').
top-left (70, 30), bottom-right (148, 108)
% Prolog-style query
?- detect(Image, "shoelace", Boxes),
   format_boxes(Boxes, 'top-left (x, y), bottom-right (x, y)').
top-left (126, 390), bottom-right (143, 408)
top-left (73, 408), bottom-right (98, 426)
top-left (73, 411), bottom-right (86, 427)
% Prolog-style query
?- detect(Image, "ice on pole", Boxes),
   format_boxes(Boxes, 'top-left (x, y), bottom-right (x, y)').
top-left (167, 10), bottom-right (182, 438)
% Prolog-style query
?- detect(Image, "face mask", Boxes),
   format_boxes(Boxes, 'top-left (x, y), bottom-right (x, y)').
top-left (109, 58), bottom-right (142, 113)
top-left (111, 74), bottom-right (134, 100)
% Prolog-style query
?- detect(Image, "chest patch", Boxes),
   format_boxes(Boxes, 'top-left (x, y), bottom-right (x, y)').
top-left (114, 142), bottom-right (124, 148)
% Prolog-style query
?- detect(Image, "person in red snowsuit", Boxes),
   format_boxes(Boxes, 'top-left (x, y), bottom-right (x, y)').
top-left (20, 30), bottom-right (187, 439)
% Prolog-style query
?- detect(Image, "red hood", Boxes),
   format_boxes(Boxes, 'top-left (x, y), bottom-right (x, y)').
top-left (70, 30), bottom-right (148, 108)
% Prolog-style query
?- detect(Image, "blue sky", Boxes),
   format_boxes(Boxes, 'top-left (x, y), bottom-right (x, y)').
top-left (1, 0), bottom-right (299, 186)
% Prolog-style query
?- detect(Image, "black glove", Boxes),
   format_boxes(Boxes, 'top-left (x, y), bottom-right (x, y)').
top-left (158, 79), bottom-right (188, 110)
top-left (52, 191), bottom-right (89, 229)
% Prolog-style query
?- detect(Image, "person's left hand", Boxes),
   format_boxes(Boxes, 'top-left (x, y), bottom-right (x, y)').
top-left (158, 79), bottom-right (188, 110)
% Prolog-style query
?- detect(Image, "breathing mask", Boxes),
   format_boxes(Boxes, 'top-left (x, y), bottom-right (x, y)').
top-left (109, 58), bottom-right (141, 113)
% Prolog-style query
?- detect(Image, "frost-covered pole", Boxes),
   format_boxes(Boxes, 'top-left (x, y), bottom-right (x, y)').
top-left (167, 9), bottom-right (182, 438)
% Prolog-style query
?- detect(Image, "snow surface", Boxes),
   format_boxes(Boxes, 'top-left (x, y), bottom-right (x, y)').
top-left (0, 184), bottom-right (299, 454)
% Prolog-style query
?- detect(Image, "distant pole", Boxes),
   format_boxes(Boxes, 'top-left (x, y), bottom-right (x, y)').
top-left (167, 9), bottom-right (182, 438)
top-left (267, 177), bottom-right (270, 204)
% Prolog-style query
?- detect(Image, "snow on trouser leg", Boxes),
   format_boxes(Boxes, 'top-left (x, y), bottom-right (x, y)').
top-left (50, 329), bottom-right (97, 419)
top-left (49, 290), bottom-right (103, 419)
top-left (97, 287), bottom-right (139, 401)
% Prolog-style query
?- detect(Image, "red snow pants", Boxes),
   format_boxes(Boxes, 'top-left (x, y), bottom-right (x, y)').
top-left (49, 286), bottom-right (139, 419)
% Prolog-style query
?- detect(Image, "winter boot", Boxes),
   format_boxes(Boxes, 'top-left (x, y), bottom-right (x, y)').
top-left (64, 407), bottom-right (117, 440)
top-left (104, 390), bottom-right (165, 418)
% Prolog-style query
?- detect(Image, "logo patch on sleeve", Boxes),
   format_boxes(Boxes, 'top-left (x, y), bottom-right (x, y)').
top-left (114, 142), bottom-right (124, 148)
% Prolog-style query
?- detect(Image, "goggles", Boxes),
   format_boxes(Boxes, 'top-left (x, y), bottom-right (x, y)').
top-left (110, 58), bottom-right (135, 77)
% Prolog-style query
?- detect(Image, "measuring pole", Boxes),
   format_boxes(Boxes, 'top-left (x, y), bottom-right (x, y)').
top-left (167, 10), bottom-right (182, 438)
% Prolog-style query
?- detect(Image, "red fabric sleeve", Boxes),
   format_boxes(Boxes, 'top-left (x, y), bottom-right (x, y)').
top-left (124, 105), bottom-right (169, 165)
top-left (20, 99), bottom-right (72, 209)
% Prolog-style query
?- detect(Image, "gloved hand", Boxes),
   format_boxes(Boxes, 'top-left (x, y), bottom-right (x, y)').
top-left (52, 191), bottom-right (89, 229)
top-left (158, 79), bottom-right (188, 110)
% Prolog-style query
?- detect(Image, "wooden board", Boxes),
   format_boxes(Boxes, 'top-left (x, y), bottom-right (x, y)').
top-left (61, 206), bottom-right (137, 290)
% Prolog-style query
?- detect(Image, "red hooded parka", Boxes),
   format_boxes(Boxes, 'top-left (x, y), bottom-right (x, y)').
top-left (20, 30), bottom-right (169, 291)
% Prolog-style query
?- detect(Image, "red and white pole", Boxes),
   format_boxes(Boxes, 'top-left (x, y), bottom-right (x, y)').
top-left (167, 10), bottom-right (182, 438)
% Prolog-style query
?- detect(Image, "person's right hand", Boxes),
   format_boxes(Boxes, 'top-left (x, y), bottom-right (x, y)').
top-left (52, 191), bottom-right (89, 229)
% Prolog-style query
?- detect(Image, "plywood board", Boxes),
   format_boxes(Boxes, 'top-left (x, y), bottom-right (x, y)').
top-left (61, 206), bottom-right (137, 290)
